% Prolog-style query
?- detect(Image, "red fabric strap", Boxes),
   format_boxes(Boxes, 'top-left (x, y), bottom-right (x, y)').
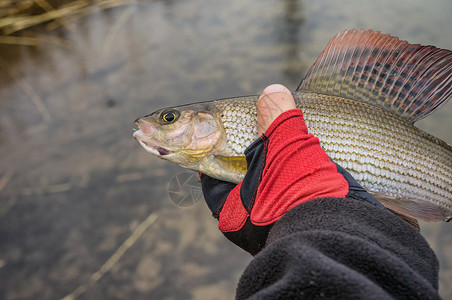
top-left (219, 182), bottom-right (249, 232)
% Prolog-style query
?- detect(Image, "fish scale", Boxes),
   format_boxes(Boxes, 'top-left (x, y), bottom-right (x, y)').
top-left (212, 91), bottom-right (452, 219)
top-left (217, 97), bottom-right (258, 156)
top-left (295, 92), bottom-right (452, 215)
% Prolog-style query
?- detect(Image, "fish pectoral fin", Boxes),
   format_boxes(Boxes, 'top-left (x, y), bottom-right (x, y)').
top-left (374, 195), bottom-right (445, 222)
top-left (214, 156), bottom-right (248, 174)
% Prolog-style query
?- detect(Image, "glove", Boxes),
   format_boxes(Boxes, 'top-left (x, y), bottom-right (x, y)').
top-left (201, 107), bottom-right (384, 255)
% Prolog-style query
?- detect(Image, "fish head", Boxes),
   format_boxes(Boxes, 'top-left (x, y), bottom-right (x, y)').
top-left (133, 102), bottom-right (223, 167)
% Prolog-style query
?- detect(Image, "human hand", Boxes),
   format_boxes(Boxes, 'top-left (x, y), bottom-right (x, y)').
top-left (201, 84), bottom-right (383, 255)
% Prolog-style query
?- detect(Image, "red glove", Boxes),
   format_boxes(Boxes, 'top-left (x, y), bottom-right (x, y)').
top-left (201, 107), bottom-right (384, 255)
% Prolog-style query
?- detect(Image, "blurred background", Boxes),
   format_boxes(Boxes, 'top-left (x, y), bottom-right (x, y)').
top-left (0, 0), bottom-right (451, 299)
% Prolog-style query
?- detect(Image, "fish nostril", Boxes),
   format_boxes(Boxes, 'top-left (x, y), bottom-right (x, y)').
top-left (137, 119), bottom-right (156, 135)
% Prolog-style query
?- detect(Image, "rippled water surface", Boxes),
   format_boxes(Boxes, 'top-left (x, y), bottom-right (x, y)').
top-left (0, 0), bottom-right (451, 299)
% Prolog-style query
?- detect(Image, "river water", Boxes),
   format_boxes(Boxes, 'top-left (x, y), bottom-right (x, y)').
top-left (0, 0), bottom-right (451, 299)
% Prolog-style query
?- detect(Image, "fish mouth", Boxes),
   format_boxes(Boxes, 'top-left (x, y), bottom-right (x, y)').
top-left (141, 140), bottom-right (171, 156)
top-left (133, 130), bottom-right (172, 156)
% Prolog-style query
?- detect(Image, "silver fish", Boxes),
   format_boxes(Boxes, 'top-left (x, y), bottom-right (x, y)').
top-left (133, 29), bottom-right (452, 222)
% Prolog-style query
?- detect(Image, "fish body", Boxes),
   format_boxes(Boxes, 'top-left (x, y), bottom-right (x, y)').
top-left (134, 29), bottom-right (452, 222)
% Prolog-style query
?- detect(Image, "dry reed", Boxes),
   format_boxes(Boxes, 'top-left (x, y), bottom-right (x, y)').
top-left (0, 0), bottom-right (127, 36)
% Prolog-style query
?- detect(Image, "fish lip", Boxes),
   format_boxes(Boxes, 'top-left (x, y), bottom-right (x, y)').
top-left (133, 130), bottom-right (172, 156)
top-left (142, 141), bottom-right (171, 156)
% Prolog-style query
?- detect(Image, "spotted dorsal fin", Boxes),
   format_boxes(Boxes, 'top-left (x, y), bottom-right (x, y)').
top-left (297, 29), bottom-right (452, 122)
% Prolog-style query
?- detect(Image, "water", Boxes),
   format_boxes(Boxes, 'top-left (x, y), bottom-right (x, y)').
top-left (0, 0), bottom-right (451, 299)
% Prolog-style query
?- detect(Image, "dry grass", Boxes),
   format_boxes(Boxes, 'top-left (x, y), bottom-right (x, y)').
top-left (0, 0), bottom-right (127, 36)
top-left (0, 1), bottom-right (131, 124)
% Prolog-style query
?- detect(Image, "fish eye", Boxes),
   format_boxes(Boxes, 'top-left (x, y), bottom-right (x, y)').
top-left (160, 109), bottom-right (180, 124)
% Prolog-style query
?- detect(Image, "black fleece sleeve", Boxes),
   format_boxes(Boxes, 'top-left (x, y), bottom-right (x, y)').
top-left (236, 197), bottom-right (440, 300)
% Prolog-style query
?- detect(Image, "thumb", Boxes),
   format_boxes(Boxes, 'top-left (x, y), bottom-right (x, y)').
top-left (257, 84), bottom-right (296, 135)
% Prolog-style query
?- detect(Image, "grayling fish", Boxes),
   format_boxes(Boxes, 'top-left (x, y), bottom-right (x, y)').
top-left (133, 29), bottom-right (452, 222)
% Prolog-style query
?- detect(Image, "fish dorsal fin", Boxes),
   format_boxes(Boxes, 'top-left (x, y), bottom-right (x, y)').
top-left (297, 29), bottom-right (452, 122)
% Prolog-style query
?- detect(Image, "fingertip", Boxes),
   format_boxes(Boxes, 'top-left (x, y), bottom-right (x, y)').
top-left (257, 84), bottom-right (296, 110)
top-left (259, 84), bottom-right (291, 98)
top-left (257, 84), bottom-right (296, 135)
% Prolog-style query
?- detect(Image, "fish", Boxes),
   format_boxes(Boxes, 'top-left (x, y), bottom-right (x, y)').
top-left (133, 29), bottom-right (452, 222)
